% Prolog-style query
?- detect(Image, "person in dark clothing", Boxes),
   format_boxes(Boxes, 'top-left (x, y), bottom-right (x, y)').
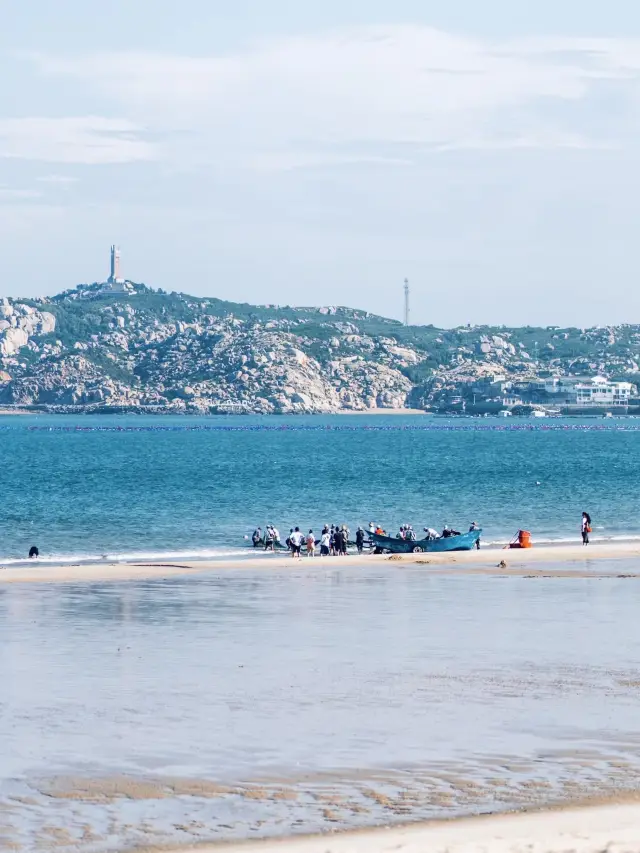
top-left (251, 527), bottom-right (262, 547)
top-left (339, 528), bottom-right (348, 555)
top-left (581, 511), bottom-right (592, 545)
top-left (355, 527), bottom-right (365, 554)
top-left (29, 546), bottom-right (39, 558)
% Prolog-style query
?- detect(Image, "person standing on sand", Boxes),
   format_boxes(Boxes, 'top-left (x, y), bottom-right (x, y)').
top-left (290, 527), bottom-right (303, 559)
top-left (306, 530), bottom-right (315, 557)
top-left (469, 521), bottom-right (481, 550)
top-left (320, 529), bottom-right (331, 556)
top-left (581, 512), bottom-right (592, 545)
top-left (264, 526), bottom-right (275, 552)
top-left (338, 527), bottom-right (348, 556)
top-left (356, 527), bottom-right (365, 554)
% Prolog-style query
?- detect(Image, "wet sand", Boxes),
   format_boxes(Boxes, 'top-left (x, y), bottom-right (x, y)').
top-left (2, 539), bottom-right (640, 584)
top-left (4, 565), bottom-right (640, 850)
top-left (148, 799), bottom-right (640, 853)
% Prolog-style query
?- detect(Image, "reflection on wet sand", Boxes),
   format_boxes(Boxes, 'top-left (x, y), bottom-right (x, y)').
top-left (3, 565), bottom-right (640, 850)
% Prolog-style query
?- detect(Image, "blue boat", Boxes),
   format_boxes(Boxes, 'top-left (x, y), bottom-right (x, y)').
top-left (369, 529), bottom-right (481, 554)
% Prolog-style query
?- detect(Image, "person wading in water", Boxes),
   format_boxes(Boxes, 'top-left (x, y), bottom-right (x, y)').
top-left (581, 511), bottom-right (592, 545)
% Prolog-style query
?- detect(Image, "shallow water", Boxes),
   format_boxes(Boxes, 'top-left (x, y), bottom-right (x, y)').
top-left (3, 564), bottom-right (640, 850)
top-left (2, 413), bottom-right (640, 564)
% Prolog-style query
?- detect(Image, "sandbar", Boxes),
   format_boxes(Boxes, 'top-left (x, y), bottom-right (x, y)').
top-left (1, 539), bottom-right (640, 584)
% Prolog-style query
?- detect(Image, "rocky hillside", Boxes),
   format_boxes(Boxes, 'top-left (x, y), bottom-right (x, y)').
top-left (0, 282), bottom-right (639, 413)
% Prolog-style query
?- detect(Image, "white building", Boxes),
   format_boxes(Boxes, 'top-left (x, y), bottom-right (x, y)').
top-left (573, 376), bottom-right (634, 408)
top-left (502, 395), bottom-right (524, 408)
top-left (542, 375), bottom-right (634, 408)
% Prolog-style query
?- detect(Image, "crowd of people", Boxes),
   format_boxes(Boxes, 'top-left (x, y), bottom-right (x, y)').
top-left (251, 520), bottom-right (482, 556)
top-left (251, 524), bottom-right (368, 557)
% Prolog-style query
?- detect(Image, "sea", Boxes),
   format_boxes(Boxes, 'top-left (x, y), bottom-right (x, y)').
top-left (0, 413), bottom-right (639, 564)
top-left (2, 413), bottom-right (640, 851)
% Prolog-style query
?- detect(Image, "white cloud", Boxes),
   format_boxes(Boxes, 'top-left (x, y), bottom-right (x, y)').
top-left (37, 174), bottom-right (79, 184)
top-left (0, 117), bottom-right (156, 165)
top-left (0, 186), bottom-right (42, 200)
top-left (16, 26), bottom-right (640, 169)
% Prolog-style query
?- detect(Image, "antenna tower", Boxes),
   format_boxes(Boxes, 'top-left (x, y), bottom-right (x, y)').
top-left (404, 278), bottom-right (410, 326)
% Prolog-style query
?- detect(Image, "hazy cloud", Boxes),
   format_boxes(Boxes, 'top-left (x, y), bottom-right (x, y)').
top-left (4, 20), bottom-right (640, 323)
top-left (0, 117), bottom-right (156, 164)
top-left (20, 26), bottom-right (640, 169)
top-left (37, 174), bottom-right (79, 184)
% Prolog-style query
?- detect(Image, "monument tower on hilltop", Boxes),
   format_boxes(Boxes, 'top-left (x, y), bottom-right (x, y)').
top-left (108, 245), bottom-right (122, 284)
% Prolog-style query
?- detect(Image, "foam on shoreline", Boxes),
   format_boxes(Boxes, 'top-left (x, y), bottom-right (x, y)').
top-left (1, 539), bottom-right (640, 583)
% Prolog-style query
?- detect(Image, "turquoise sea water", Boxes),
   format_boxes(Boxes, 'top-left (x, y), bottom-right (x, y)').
top-left (0, 414), bottom-right (639, 563)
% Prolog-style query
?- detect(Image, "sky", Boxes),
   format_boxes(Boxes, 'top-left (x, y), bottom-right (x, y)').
top-left (3, 0), bottom-right (640, 327)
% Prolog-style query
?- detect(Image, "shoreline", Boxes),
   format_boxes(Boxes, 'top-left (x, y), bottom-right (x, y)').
top-left (131, 797), bottom-right (640, 853)
top-left (2, 539), bottom-right (640, 584)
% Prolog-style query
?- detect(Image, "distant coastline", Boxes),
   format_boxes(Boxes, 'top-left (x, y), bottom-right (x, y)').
top-left (2, 284), bottom-right (640, 415)
top-left (0, 406), bottom-right (637, 417)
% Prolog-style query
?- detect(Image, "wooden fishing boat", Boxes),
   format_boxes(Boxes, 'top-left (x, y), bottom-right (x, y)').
top-left (369, 529), bottom-right (481, 554)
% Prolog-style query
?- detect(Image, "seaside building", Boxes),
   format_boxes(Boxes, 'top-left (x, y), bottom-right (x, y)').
top-left (502, 394), bottom-right (524, 409)
top-left (541, 376), bottom-right (634, 412)
top-left (494, 375), bottom-right (635, 414)
top-left (572, 376), bottom-right (634, 409)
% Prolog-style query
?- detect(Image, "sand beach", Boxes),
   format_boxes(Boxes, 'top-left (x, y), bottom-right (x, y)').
top-left (2, 538), bottom-right (640, 584)
top-left (4, 544), bottom-right (640, 851)
top-left (149, 799), bottom-right (640, 853)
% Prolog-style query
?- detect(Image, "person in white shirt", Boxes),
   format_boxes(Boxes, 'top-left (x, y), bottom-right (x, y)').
top-left (320, 530), bottom-right (331, 556)
top-left (289, 526), bottom-right (303, 559)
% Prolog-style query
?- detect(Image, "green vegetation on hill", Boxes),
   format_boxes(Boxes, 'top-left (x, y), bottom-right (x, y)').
top-left (1, 282), bottom-right (639, 413)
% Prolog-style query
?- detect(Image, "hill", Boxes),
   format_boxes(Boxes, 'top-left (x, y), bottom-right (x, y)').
top-left (0, 282), bottom-right (638, 413)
